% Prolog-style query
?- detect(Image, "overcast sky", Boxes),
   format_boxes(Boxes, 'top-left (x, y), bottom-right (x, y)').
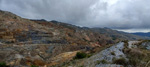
top-left (0, 0), bottom-right (150, 32)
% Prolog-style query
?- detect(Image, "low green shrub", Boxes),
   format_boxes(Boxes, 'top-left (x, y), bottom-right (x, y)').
top-left (96, 60), bottom-right (108, 64)
top-left (30, 65), bottom-right (39, 67)
top-left (79, 65), bottom-right (84, 67)
top-left (74, 52), bottom-right (87, 59)
top-left (100, 60), bottom-right (108, 64)
top-left (111, 52), bottom-right (115, 55)
top-left (0, 62), bottom-right (8, 67)
top-left (87, 54), bottom-right (92, 58)
top-left (96, 60), bottom-right (101, 64)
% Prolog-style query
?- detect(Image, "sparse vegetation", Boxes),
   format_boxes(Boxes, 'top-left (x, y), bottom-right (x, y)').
top-left (87, 54), bottom-right (92, 58)
top-left (122, 40), bottom-right (128, 44)
top-left (91, 44), bottom-right (114, 53)
top-left (128, 57), bottom-right (139, 66)
top-left (122, 40), bottom-right (129, 48)
top-left (100, 60), bottom-right (108, 64)
top-left (96, 60), bottom-right (101, 64)
top-left (113, 57), bottom-right (127, 66)
top-left (126, 49), bottom-right (150, 66)
top-left (122, 40), bottom-right (150, 67)
top-left (135, 40), bottom-right (150, 50)
top-left (96, 59), bottom-right (108, 64)
top-left (111, 51), bottom-right (115, 55)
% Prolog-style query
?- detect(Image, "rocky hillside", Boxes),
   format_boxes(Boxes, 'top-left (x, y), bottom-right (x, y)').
top-left (62, 40), bottom-right (150, 67)
top-left (0, 10), bottom-right (147, 67)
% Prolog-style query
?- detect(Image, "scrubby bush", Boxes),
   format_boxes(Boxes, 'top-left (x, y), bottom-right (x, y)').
top-left (30, 65), bottom-right (39, 67)
top-left (87, 54), bottom-right (92, 58)
top-left (111, 52), bottom-right (115, 55)
top-left (13, 16), bottom-right (17, 19)
top-left (96, 60), bottom-right (108, 64)
top-left (100, 60), bottom-right (108, 64)
top-left (122, 40), bottom-right (129, 48)
top-left (113, 58), bottom-right (127, 66)
top-left (128, 58), bottom-right (139, 66)
top-left (0, 62), bottom-right (8, 67)
top-left (96, 60), bottom-right (101, 64)
top-left (74, 52), bottom-right (87, 59)
top-left (79, 65), bottom-right (84, 67)
top-left (125, 48), bottom-right (148, 66)
top-left (122, 40), bottom-right (150, 66)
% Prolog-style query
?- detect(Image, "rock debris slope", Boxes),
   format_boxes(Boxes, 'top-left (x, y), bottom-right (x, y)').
top-left (84, 42), bottom-right (126, 67)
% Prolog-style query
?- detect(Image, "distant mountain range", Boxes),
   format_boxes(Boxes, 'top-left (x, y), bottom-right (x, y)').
top-left (131, 32), bottom-right (150, 37)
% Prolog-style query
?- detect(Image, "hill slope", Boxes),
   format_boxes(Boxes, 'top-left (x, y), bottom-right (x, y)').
top-left (0, 10), bottom-right (146, 67)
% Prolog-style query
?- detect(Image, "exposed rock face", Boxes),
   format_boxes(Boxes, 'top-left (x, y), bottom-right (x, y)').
top-left (141, 42), bottom-right (150, 50)
top-left (96, 64), bottom-right (123, 67)
top-left (128, 41), bottom-right (140, 48)
top-left (84, 42), bottom-right (126, 67)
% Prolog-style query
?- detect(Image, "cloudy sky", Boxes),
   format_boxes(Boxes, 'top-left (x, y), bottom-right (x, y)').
top-left (0, 0), bottom-right (150, 32)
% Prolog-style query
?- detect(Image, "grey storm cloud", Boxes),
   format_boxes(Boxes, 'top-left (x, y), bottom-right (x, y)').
top-left (0, 0), bottom-right (150, 30)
